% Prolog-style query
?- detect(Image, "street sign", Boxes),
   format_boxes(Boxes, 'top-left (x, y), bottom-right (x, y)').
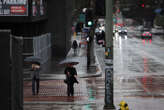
top-left (78, 13), bottom-right (85, 23)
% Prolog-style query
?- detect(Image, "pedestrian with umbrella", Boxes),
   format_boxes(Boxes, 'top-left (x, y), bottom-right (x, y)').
top-left (59, 58), bottom-right (79, 96)
top-left (31, 62), bottom-right (41, 95)
top-left (24, 56), bottom-right (41, 95)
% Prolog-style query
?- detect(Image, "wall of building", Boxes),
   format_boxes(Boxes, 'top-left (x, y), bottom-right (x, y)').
top-left (46, 0), bottom-right (73, 57)
top-left (0, 30), bottom-right (23, 110)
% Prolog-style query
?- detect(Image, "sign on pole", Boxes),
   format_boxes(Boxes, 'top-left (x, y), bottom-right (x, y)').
top-left (78, 13), bottom-right (85, 23)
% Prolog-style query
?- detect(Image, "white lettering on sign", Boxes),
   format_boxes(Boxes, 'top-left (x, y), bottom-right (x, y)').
top-left (11, 6), bottom-right (26, 14)
top-left (2, 0), bottom-right (26, 5)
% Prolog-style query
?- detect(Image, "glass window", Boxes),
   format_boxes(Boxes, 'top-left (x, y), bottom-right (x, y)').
top-left (32, 0), bottom-right (47, 16)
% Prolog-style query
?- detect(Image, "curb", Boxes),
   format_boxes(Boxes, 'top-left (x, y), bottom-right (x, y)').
top-left (24, 100), bottom-right (104, 105)
top-left (79, 50), bottom-right (102, 78)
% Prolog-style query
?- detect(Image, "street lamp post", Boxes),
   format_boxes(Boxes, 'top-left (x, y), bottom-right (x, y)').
top-left (104, 0), bottom-right (115, 109)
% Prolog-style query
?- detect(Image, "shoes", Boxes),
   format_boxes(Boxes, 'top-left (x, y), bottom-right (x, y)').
top-left (64, 79), bottom-right (68, 84)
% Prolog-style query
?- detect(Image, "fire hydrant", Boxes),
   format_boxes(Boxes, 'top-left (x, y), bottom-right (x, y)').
top-left (119, 100), bottom-right (129, 110)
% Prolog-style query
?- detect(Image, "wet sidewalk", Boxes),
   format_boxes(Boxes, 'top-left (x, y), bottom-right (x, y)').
top-left (24, 79), bottom-right (88, 102)
top-left (24, 34), bottom-right (103, 105)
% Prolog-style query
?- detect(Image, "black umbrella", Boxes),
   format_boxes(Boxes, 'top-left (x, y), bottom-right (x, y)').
top-left (24, 56), bottom-right (41, 64)
top-left (59, 58), bottom-right (79, 66)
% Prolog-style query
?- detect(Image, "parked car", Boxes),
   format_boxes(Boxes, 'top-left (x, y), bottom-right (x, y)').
top-left (141, 31), bottom-right (152, 39)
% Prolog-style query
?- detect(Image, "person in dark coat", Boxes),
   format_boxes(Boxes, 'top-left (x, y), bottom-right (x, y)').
top-left (31, 62), bottom-right (41, 95)
top-left (72, 40), bottom-right (78, 56)
top-left (64, 63), bottom-right (78, 96)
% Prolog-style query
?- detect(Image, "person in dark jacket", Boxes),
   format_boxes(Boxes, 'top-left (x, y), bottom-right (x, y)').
top-left (31, 62), bottom-right (41, 95)
top-left (72, 40), bottom-right (78, 56)
top-left (64, 63), bottom-right (78, 96)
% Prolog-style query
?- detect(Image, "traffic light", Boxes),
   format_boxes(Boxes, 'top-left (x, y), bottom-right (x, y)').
top-left (87, 21), bottom-right (93, 26)
top-left (85, 9), bottom-right (93, 27)
top-left (138, 0), bottom-right (145, 8)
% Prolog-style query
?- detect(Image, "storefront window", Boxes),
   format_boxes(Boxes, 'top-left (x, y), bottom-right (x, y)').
top-left (32, 0), bottom-right (46, 16)
top-left (0, 0), bottom-right (47, 22)
top-left (0, 0), bottom-right (28, 16)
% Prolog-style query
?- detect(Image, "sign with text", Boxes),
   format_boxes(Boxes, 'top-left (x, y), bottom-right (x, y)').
top-left (0, 0), bottom-right (28, 16)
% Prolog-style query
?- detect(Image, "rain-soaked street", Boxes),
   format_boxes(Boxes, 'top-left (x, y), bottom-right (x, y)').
top-left (24, 29), bottom-right (164, 110)
top-left (114, 29), bottom-right (164, 110)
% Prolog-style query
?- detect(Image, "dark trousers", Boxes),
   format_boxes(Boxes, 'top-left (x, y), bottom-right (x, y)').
top-left (32, 77), bottom-right (40, 95)
top-left (67, 83), bottom-right (74, 96)
top-left (73, 48), bottom-right (77, 56)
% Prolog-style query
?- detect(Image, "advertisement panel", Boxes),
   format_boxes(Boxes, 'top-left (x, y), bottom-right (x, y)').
top-left (0, 0), bottom-right (28, 16)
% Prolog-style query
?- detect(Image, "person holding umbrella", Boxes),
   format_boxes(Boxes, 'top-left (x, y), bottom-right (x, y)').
top-left (24, 56), bottom-right (41, 95)
top-left (31, 62), bottom-right (41, 95)
top-left (64, 63), bottom-right (79, 96)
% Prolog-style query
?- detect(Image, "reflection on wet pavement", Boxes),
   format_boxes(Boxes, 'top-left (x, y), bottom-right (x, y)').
top-left (113, 36), bottom-right (164, 110)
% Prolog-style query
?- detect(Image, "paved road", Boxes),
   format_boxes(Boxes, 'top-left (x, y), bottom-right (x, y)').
top-left (114, 29), bottom-right (164, 110)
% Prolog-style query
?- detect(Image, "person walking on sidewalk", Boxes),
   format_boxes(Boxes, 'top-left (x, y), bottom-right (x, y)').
top-left (31, 62), bottom-right (41, 95)
top-left (72, 40), bottom-right (78, 56)
top-left (64, 63), bottom-right (78, 96)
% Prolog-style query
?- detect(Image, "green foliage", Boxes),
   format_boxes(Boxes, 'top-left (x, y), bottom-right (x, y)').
top-left (154, 15), bottom-right (164, 27)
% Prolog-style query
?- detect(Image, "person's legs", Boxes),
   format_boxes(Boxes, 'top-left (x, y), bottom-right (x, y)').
top-left (36, 79), bottom-right (40, 95)
top-left (70, 83), bottom-right (74, 96)
top-left (75, 48), bottom-right (77, 55)
top-left (67, 84), bottom-right (71, 96)
top-left (32, 77), bottom-right (36, 95)
top-left (73, 48), bottom-right (76, 56)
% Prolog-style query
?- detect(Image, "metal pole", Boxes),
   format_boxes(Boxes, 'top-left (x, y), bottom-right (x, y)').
top-left (105, 0), bottom-right (113, 59)
top-left (104, 0), bottom-right (115, 109)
